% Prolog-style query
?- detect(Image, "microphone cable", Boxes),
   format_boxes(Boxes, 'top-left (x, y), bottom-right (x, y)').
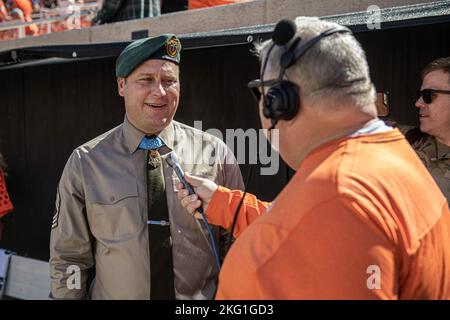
top-left (226, 163), bottom-right (253, 251)
top-left (226, 125), bottom-right (277, 251)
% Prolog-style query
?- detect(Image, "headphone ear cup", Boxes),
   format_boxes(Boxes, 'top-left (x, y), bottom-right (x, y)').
top-left (265, 86), bottom-right (283, 120)
top-left (263, 81), bottom-right (300, 121)
top-left (263, 94), bottom-right (274, 119)
top-left (277, 81), bottom-right (300, 121)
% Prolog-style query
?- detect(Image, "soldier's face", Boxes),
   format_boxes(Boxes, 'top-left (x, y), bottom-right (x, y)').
top-left (415, 70), bottom-right (450, 140)
top-left (117, 59), bottom-right (180, 135)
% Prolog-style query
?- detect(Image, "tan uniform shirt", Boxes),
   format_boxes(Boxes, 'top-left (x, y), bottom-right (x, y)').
top-left (399, 126), bottom-right (450, 204)
top-left (412, 135), bottom-right (450, 204)
top-left (49, 117), bottom-right (244, 299)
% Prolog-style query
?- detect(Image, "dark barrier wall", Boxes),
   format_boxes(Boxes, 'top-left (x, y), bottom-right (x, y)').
top-left (0, 21), bottom-right (449, 260)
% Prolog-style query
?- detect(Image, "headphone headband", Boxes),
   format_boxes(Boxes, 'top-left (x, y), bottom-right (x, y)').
top-left (281, 26), bottom-right (352, 70)
top-left (262, 21), bottom-right (352, 127)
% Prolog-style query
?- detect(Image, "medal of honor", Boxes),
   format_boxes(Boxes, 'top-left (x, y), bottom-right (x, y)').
top-left (148, 149), bottom-right (162, 168)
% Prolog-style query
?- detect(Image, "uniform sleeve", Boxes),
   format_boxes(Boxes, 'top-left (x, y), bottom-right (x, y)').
top-left (214, 144), bottom-right (246, 257)
top-left (216, 195), bottom-right (398, 299)
top-left (49, 151), bottom-right (94, 299)
top-left (207, 186), bottom-right (271, 238)
top-left (216, 144), bottom-right (244, 191)
top-left (211, 144), bottom-right (271, 238)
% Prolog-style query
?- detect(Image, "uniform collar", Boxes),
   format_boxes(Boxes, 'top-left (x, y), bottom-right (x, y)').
top-left (122, 116), bottom-right (175, 154)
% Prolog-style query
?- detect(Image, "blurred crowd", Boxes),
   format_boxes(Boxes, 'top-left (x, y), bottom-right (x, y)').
top-left (0, 0), bottom-right (254, 41)
top-left (0, 0), bottom-right (96, 40)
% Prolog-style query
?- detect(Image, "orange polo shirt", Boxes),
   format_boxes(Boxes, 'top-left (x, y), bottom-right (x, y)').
top-left (207, 129), bottom-right (450, 299)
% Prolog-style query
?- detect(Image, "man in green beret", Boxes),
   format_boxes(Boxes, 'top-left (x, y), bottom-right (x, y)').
top-left (49, 34), bottom-right (244, 299)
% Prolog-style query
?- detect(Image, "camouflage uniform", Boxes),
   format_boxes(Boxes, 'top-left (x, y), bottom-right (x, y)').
top-left (400, 126), bottom-right (450, 204)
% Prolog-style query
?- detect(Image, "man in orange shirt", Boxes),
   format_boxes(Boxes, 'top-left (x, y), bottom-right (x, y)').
top-left (177, 17), bottom-right (450, 299)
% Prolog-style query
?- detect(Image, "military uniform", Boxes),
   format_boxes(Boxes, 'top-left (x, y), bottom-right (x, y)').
top-left (50, 34), bottom-right (244, 299)
top-left (50, 118), bottom-right (243, 299)
top-left (400, 126), bottom-right (450, 204)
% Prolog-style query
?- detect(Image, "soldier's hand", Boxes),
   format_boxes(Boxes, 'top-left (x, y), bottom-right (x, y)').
top-left (176, 173), bottom-right (218, 219)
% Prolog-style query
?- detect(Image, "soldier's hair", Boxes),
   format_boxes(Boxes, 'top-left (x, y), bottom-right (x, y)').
top-left (422, 57), bottom-right (450, 84)
top-left (255, 16), bottom-right (376, 113)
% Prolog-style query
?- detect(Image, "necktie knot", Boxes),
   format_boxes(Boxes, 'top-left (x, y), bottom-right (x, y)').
top-left (139, 135), bottom-right (165, 150)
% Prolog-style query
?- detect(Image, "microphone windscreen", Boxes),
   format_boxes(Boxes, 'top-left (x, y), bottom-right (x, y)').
top-left (272, 19), bottom-right (296, 46)
top-left (165, 151), bottom-right (179, 168)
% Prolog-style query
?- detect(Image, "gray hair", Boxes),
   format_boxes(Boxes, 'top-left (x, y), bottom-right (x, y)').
top-left (255, 17), bottom-right (376, 113)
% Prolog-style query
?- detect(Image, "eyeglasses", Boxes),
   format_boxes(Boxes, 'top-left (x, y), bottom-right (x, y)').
top-left (247, 78), bottom-right (280, 102)
top-left (416, 88), bottom-right (450, 104)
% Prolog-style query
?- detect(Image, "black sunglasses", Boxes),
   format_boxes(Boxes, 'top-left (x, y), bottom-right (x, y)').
top-left (416, 88), bottom-right (450, 104)
top-left (247, 78), bottom-right (280, 102)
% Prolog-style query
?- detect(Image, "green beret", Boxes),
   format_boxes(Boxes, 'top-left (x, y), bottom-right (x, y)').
top-left (115, 34), bottom-right (181, 77)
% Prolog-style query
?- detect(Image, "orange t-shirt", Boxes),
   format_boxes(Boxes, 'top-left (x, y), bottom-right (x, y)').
top-left (207, 129), bottom-right (450, 299)
top-left (189, 0), bottom-right (250, 10)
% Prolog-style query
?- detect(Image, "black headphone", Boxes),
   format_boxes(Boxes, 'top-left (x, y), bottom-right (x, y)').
top-left (262, 20), bottom-right (352, 128)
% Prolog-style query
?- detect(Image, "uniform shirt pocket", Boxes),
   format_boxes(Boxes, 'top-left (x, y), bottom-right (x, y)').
top-left (85, 179), bottom-right (143, 240)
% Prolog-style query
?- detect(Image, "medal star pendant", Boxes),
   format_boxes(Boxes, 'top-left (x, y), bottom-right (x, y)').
top-left (148, 149), bottom-right (162, 168)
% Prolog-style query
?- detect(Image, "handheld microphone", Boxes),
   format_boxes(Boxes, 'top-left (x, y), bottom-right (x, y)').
top-left (166, 152), bottom-right (197, 200)
top-left (165, 151), bottom-right (222, 270)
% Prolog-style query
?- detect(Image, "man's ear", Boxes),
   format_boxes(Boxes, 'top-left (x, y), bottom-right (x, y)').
top-left (117, 77), bottom-right (125, 97)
